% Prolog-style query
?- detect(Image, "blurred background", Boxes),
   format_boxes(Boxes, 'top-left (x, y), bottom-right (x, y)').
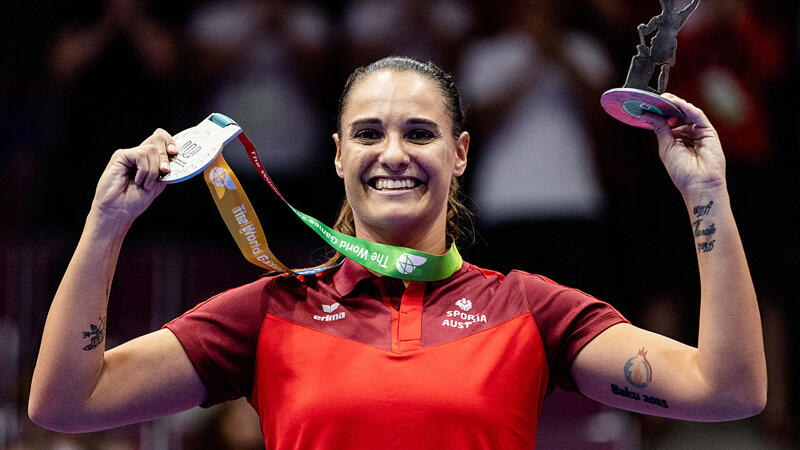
top-left (1, 0), bottom-right (797, 448)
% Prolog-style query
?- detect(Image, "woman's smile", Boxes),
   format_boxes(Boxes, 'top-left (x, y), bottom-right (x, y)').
top-left (369, 176), bottom-right (422, 191)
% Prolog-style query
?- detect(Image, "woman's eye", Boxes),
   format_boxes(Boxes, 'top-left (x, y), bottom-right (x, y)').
top-left (354, 129), bottom-right (381, 141)
top-left (407, 129), bottom-right (435, 141)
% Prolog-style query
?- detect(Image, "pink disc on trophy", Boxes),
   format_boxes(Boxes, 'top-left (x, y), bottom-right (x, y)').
top-left (601, 88), bottom-right (685, 130)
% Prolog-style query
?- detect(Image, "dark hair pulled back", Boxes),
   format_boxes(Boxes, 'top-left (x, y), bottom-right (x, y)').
top-left (337, 56), bottom-right (466, 139)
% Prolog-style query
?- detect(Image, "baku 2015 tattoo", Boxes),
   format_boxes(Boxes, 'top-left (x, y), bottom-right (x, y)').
top-left (610, 347), bottom-right (669, 408)
top-left (81, 316), bottom-right (106, 351)
top-left (692, 200), bottom-right (716, 253)
top-left (611, 384), bottom-right (669, 408)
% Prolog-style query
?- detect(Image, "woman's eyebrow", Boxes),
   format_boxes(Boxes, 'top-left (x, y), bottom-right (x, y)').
top-left (349, 118), bottom-right (382, 129)
top-left (406, 118), bottom-right (439, 128)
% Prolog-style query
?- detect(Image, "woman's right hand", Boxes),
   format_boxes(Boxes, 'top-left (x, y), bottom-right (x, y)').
top-left (90, 128), bottom-right (177, 227)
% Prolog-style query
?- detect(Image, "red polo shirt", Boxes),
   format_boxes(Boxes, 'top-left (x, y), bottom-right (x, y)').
top-left (164, 259), bottom-right (626, 449)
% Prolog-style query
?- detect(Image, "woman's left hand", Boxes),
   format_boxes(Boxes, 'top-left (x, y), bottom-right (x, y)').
top-left (643, 93), bottom-right (726, 198)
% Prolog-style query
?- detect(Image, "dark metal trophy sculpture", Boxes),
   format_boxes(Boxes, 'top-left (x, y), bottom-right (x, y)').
top-left (601, 0), bottom-right (700, 129)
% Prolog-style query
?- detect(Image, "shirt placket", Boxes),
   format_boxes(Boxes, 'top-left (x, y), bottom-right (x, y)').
top-left (377, 280), bottom-right (425, 353)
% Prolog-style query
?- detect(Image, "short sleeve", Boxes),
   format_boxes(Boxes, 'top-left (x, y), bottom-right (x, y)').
top-left (519, 272), bottom-right (628, 393)
top-left (163, 276), bottom-right (272, 407)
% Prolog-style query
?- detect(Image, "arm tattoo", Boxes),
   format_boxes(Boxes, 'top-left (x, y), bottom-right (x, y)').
top-left (692, 201), bottom-right (717, 253)
top-left (81, 316), bottom-right (106, 351)
top-left (624, 348), bottom-right (652, 388)
top-left (693, 200), bottom-right (713, 217)
top-left (610, 347), bottom-right (669, 408)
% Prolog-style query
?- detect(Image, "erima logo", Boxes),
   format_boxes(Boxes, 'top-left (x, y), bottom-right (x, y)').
top-left (322, 303), bottom-right (339, 313)
top-left (396, 253), bottom-right (427, 275)
top-left (455, 298), bottom-right (472, 311)
top-left (314, 302), bottom-right (345, 322)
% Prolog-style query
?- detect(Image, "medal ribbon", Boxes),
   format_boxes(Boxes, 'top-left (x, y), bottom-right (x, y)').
top-left (201, 113), bottom-right (462, 281)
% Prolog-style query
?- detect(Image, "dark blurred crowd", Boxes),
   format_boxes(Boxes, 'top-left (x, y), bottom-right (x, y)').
top-left (1, 0), bottom-right (798, 448)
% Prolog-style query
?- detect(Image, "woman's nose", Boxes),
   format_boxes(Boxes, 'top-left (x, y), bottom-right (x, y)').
top-left (378, 134), bottom-right (410, 172)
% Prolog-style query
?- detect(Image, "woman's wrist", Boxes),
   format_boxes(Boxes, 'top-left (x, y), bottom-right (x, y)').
top-left (85, 206), bottom-right (134, 242)
top-left (680, 181), bottom-right (729, 207)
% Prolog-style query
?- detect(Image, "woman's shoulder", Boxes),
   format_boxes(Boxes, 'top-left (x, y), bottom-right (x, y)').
top-left (456, 261), bottom-right (575, 291)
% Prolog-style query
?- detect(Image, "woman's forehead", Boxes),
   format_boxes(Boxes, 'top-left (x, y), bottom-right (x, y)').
top-left (343, 71), bottom-right (448, 122)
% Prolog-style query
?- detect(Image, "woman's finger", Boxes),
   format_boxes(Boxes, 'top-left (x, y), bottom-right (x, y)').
top-left (143, 144), bottom-right (161, 190)
top-left (663, 93), bottom-right (713, 130)
top-left (132, 149), bottom-right (149, 187)
top-left (143, 128), bottom-right (176, 175)
top-left (641, 111), bottom-right (673, 145)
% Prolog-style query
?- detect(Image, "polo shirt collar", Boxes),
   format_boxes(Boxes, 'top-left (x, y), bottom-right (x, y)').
top-left (332, 257), bottom-right (380, 297)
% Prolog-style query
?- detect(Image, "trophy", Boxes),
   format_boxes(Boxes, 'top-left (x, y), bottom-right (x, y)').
top-left (601, 0), bottom-right (700, 129)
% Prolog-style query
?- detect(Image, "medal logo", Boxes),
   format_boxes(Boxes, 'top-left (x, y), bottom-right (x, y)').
top-left (208, 166), bottom-right (237, 199)
top-left (396, 253), bottom-right (427, 275)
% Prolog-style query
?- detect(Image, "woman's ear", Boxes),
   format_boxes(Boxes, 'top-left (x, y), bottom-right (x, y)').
top-left (453, 131), bottom-right (469, 176)
top-left (333, 133), bottom-right (344, 179)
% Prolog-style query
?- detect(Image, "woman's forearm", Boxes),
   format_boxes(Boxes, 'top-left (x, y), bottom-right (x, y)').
top-left (686, 187), bottom-right (767, 412)
top-left (29, 210), bottom-right (130, 428)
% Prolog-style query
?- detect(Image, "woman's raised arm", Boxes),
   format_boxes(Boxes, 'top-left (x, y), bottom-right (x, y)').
top-left (29, 130), bottom-right (207, 432)
top-left (571, 95), bottom-right (767, 421)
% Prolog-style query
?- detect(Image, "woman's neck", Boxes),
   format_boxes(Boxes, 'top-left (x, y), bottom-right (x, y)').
top-left (353, 221), bottom-right (448, 256)
top-left (357, 226), bottom-right (446, 288)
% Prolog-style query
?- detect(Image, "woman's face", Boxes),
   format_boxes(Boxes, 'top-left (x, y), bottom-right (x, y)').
top-left (334, 70), bottom-right (469, 243)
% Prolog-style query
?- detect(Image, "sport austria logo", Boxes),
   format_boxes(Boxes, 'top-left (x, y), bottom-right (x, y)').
top-left (442, 298), bottom-right (486, 329)
top-left (314, 302), bottom-right (345, 322)
top-left (396, 253), bottom-right (427, 275)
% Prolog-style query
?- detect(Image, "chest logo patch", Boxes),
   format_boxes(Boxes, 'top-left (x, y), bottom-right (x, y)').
top-left (442, 298), bottom-right (486, 329)
top-left (396, 253), bottom-right (427, 274)
top-left (314, 302), bottom-right (345, 322)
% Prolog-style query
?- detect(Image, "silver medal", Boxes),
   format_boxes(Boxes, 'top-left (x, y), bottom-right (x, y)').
top-left (160, 115), bottom-right (242, 184)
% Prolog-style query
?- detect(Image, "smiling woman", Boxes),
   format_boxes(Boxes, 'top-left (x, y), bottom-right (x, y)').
top-left (29, 55), bottom-right (766, 449)
top-left (325, 56), bottom-right (473, 267)
top-left (333, 67), bottom-right (469, 256)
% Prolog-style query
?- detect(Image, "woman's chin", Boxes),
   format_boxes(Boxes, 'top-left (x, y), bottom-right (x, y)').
top-left (371, 212), bottom-right (427, 230)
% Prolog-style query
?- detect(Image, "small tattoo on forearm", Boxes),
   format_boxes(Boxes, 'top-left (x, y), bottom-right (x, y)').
top-left (81, 316), bottom-right (106, 351)
top-left (692, 202), bottom-right (717, 253)
top-left (692, 219), bottom-right (716, 238)
top-left (697, 240), bottom-right (715, 253)
top-left (693, 200), bottom-right (713, 217)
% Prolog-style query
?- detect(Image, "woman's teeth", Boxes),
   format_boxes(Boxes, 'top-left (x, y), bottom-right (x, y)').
top-left (374, 178), bottom-right (417, 190)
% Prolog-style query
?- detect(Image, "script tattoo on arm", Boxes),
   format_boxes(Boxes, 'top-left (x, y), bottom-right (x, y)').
top-left (81, 316), bottom-right (106, 351)
top-left (692, 200), bottom-right (716, 253)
